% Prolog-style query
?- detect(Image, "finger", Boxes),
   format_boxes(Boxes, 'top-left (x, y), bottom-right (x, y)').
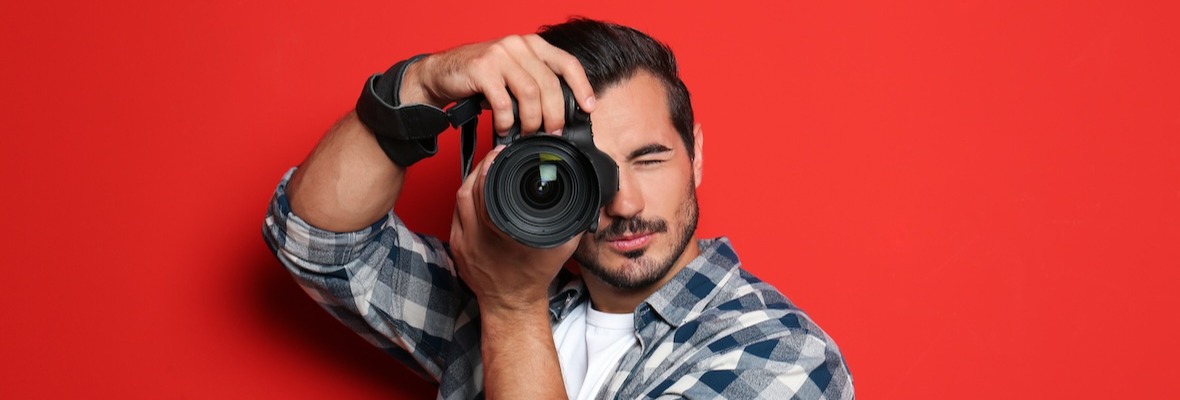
top-left (558, 232), bottom-right (583, 253)
top-left (498, 57), bottom-right (543, 135)
top-left (504, 36), bottom-right (565, 133)
top-left (450, 206), bottom-right (464, 243)
top-left (472, 74), bottom-right (519, 136)
top-left (473, 146), bottom-right (505, 231)
top-left (449, 207), bottom-right (467, 267)
top-left (454, 159), bottom-right (481, 237)
top-left (525, 35), bottom-right (597, 113)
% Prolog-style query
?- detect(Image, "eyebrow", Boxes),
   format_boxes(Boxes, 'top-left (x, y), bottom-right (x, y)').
top-left (627, 143), bottom-right (674, 161)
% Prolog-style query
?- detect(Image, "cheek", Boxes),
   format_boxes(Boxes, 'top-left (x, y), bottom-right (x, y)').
top-left (636, 168), bottom-right (693, 215)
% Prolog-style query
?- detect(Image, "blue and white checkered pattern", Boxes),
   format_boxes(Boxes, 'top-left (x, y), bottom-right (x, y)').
top-left (264, 168), bottom-right (854, 399)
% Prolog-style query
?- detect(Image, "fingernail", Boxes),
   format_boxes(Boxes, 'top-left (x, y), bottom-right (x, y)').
top-left (551, 129), bottom-right (562, 136)
top-left (585, 96), bottom-right (596, 108)
top-left (493, 144), bottom-right (506, 151)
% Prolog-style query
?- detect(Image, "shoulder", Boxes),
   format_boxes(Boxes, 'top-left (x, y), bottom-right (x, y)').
top-left (665, 238), bottom-right (841, 354)
top-left (652, 270), bottom-right (854, 398)
top-left (690, 266), bottom-right (834, 350)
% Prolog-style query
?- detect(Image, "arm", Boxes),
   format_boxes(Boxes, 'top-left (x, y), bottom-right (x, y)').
top-left (451, 148), bottom-right (577, 399)
top-left (433, 35), bottom-right (602, 399)
top-left (272, 33), bottom-right (599, 396)
top-left (284, 111), bottom-right (403, 233)
top-left (481, 304), bottom-right (568, 399)
top-left (286, 33), bottom-right (597, 231)
top-left (284, 60), bottom-right (435, 232)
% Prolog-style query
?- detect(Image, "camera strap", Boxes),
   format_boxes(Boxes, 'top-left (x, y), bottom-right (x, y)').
top-left (356, 54), bottom-right (482, 177)
top-left (444, 97), bottom-right (483, 181)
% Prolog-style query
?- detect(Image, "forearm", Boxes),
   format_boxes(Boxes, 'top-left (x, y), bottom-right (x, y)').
top-left (480, 305), bottom-right (567, 399)
top-left (286, 59), bottom-right (449, 232)
top-left (286, 111), bottom-right (405, 232)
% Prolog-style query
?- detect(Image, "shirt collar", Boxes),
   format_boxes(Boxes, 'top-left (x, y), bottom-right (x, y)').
top-left (547, 237), bottom-right (741, 327)
top-left (640, 237), bottom-right (740, 328)
top-left (548, 270), bottom-right (587, 321)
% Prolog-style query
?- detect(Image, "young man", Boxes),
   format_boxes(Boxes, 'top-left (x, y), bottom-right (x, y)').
top-left (264, 18), bottom-right (853, 399)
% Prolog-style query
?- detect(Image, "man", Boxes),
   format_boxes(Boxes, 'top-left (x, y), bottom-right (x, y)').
top-left (264, 18), bottom-right (853, 399)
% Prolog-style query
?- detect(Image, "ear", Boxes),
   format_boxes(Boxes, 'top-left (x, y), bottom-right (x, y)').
top-left (692, 123), bottom-right (703, 188)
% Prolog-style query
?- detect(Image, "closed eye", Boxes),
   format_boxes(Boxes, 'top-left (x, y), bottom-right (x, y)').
top-left (627, 143), bottom-right (674, 162)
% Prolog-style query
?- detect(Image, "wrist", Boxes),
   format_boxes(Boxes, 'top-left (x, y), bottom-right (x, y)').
top-left (480, 303), bottom-right (552, 340)
top-left (479, 297), bottom-right (550, 320)
top-left (397, 56), bottom-right (447, 108)
top-left (354, 54), bottom-right (448, 168)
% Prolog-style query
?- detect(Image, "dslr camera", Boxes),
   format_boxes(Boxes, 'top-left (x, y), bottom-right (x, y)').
top-left (484, 83), bottom-right (619, 248)
top-left (354, 58), bottom-right (616, 249)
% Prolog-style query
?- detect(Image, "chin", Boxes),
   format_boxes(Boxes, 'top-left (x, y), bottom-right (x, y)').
top-left (575, 241), bottom-right (677, 290)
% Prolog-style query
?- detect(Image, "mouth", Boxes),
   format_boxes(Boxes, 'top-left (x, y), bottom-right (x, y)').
top-left (604, 232), bottom-right (654, 252)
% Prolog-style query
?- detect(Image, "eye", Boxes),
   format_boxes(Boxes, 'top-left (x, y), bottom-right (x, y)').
top-left (636, 159), bottom-right (665, 166)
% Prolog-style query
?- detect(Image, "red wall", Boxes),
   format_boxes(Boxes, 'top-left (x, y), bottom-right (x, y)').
top-left (2, 1), bottom-right (1177, 398)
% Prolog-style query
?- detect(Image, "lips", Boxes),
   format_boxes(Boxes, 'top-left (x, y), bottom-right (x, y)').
top-left (606, 232), bottom-right (653, 252)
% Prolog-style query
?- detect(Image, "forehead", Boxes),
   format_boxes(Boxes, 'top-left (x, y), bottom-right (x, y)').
top-left (590, 71), bottom-right (682, 156)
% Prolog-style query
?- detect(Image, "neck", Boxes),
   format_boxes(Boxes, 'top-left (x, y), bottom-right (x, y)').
top-left (580, 238), bottom-right (701, 314)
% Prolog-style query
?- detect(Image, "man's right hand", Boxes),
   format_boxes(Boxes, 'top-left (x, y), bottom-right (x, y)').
top-left (398, 34), bottom-right (598, 136)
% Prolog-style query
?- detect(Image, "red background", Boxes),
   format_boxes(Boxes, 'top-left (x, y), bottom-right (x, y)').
top-left (2, 0), bottom-right (1177, 398)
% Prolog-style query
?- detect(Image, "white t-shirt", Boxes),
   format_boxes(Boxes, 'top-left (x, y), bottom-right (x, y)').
top-left (552, 302), bottom-right (638, 400)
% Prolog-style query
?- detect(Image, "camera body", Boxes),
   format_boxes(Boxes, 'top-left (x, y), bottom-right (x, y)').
top-left (484, 84), bottom-right (619, 248)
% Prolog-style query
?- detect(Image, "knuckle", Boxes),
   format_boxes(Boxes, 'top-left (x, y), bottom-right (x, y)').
top-left (469, 54), bottom-right (494, 71)
top-left (523, 34), bottom-right (549, 49)
top-left (562, 56), bottom-right (582, 70)
top-left (493, 111), bottom-right (515, 130)
top-left (516, 82), bottom-right (540, 99)
top-left (493, 107), bottom-right (514, 119)
top-left (484, 43), bottom-right (509, 60)
top-left (499, 35), bottom-right (525, 49)
top-left (486, 95), bottom-right (512, 110)
top-left (538, 73), bottom-right (560, 90)
top-left (564, 63), bottom-right (587, 81)
top-left (547, 113), bottom-right (565, 125)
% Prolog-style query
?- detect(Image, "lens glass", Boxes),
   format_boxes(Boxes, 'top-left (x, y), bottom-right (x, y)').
top-left (520, 160), bottom-right (563, 209)
top-left (485, 136), bottom-right (602, 248)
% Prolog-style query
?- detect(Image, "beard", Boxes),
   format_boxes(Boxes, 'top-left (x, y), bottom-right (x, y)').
top-left (573, 181), bottom-right (699, 290)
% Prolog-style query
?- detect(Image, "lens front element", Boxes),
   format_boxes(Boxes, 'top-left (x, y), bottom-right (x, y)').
top-left (520, 160), bottom-right (563, 210)
top-left (485, 136), bottom-right (601, 248)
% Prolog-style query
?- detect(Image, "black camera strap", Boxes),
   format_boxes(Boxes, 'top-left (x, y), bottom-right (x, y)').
top-left (444, 97), bottom-right (482, 181)
top-left (355, 55), bottom-right (487, 180)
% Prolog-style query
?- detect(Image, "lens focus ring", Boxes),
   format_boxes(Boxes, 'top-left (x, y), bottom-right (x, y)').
top-left (485, 135), bottom-right (601, 248)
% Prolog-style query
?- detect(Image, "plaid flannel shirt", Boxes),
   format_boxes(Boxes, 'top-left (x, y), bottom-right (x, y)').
top-left (263, 168), bottom-right (854, 399)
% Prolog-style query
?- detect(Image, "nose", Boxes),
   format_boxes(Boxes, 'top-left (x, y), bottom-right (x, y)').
top-left (604, 169), bottom-right (643, 219)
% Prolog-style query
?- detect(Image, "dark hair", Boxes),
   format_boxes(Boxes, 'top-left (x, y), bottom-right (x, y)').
top-left (538, 18), bottom-right (696, 159)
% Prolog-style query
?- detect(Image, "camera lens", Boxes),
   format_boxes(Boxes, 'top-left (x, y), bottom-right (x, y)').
top-left (479, 80), bottom-right (618, 248)
top-left (520, 161), bottom-right (563, 209)
top-left (485, 135), bottom-right (601, 248)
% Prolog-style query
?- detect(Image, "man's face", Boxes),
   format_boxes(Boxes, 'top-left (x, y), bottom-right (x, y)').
top-left (573, 71), bottom-right (703, 290)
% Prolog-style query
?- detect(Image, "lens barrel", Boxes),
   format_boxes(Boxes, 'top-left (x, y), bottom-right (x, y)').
top-left (482, 81), bottom-right (618, 248)
top-left (485, 135), bottom-right (602, 248)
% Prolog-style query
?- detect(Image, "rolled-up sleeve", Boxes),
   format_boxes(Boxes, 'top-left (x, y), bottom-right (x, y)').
top-left (262, 167), bottom-right (469, 381)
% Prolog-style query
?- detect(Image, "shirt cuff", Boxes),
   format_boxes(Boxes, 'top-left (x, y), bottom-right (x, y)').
top-left (263, 167), bottom-right (391, 266)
